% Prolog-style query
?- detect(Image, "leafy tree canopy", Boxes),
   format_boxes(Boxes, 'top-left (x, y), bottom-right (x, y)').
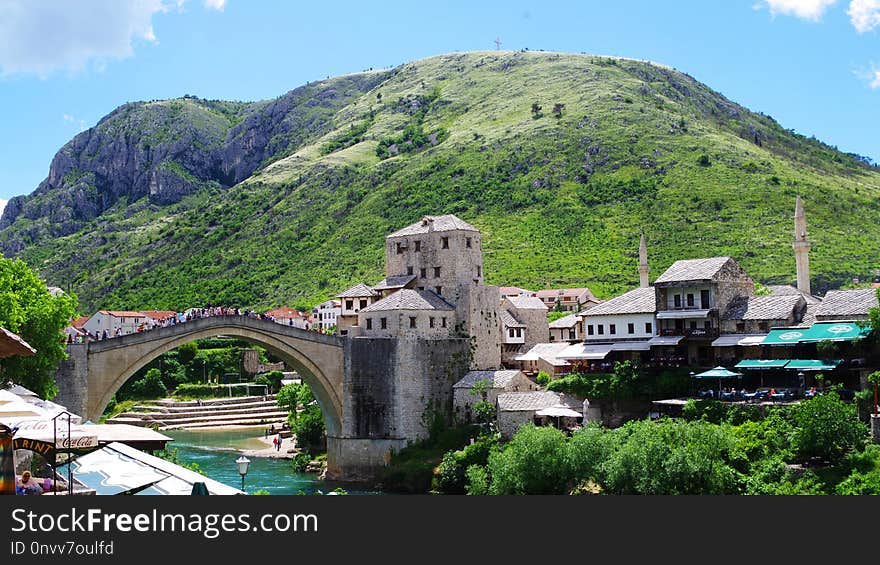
top-left (0, 258), bottom-right (77, 398)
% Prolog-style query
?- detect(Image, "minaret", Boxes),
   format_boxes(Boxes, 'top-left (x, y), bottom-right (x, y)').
top-left (638, 234), bottom-right (650, 288)
top-left (793, 196), bottom-right (811, 295)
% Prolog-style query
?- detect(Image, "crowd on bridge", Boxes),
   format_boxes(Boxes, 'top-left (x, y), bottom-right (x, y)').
top-left (67, 304), bottom-right (333, 344)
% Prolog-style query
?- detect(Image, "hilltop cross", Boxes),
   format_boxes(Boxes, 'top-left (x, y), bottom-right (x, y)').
top-left (494, 37), bottom-right (502, 50)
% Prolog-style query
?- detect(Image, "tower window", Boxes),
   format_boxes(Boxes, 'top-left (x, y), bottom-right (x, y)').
top-left (407, 266), bottom-right (413, 276)
top-left (609, 324), bottom-right (616, 335)
top-left (441, 237), bottom-right (449, 249)
top-left (628, 323), bottom-right (635, 334)
top-left (435, 286), bottom-right (442, 295)
top-left (598, 325), bottom-right (604, 335)
top-left (434, 266), bottom-right (441, 278)
top-left (587, 324), bottom-right (594, 336)
top-left (409, 316), bottom-right (417, 328)
top-left (396, 242), bottom-right (404, 254)
top-left (359, 299), bottom-right (367, 309)
top-left (381, 317), bottom-right (387, 329)
top-left (414, 240), bottom-right (421, 252)
top-left (466, 237), bottom-right (472, 248)
top-left (420, 268), bottom-right (427, 279)
top-left (674, 295), bottom-right (681, 308)
top-left (441, 317), bottom-right (447, 328)
top-left (476, 266), bottom-right (482, 278)
top-left (430, 317), bottom-right (435, 328)
top-left (645, 322), bottom-right (652, 334)
top-left (366, 318), bottom-right (372, 330)
top-left (345, 300), bottom-right (353, 310)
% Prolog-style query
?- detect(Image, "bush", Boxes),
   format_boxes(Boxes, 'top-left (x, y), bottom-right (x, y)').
top-left (291, 452), bottom-right (312, 473)
top-left (433, 436), bottom-right (498, 494)
top-left (681, 399), bottom-right (726, 424)
top-left (292, 404), bottom-right (326, 452)
top-left (792, 390), bottom-right (866, 462)
top-left (465, 465), bottom-right (490, 495)
top-left (487, 425), bottom-right (571, 494)
top-left (129, 368), bottom-right (168, 399)
top-left (598, 419), bottom-right (738, 495)
top-left (697, 154), bottom-right (711, 166)
top-left (173, 383), bottom-right (219, 398)
top-left (536, 371), bottom-right (552, 386)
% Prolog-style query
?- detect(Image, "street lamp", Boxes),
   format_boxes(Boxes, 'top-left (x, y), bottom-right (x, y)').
top-left (235, 455), bottom-right (250, 492)
top-left (798, 371), bottom-right (805, 393)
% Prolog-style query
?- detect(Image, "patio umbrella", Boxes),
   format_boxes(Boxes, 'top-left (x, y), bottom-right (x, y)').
top-left (693, 366), bottom-right (742, 395)
top-left (0, 328), bottom-right (35, 358)
top-left (536, 405), bottom-right (584, 418)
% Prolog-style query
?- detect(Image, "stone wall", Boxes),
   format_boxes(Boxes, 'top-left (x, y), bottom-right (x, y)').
top-left (497, 410), bottom-right (535, 439)
top-left (503, 299), bottom-right (549, 350)
top-left (358, 309), bottom-right (457, 340)
top-left (462, 285), bottom-right (502, 370)
top-left (53, 344), bottom-right (89, 419)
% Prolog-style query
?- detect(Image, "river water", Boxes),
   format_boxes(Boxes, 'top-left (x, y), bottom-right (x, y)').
top-left (164, 429), bottom-right (381, 495)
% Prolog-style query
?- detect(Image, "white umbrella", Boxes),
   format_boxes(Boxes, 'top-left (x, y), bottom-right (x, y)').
top-left (536, 405), bottom-right (584, 418)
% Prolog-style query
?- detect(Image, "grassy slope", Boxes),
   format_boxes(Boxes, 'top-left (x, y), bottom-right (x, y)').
top-left (11, 52), bottom-right (880, 312)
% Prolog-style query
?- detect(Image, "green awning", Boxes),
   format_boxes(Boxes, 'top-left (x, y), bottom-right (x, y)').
top-left (693, 366), bottom-right (742, 378)
top-left (784, 359), bottom-right (841, 371)
top-left (761, 328), bottom-right (809, 345)
top-left (735, 359), bottom-right (790, 369)
top-left (800, 322), bottom-right (871, 343)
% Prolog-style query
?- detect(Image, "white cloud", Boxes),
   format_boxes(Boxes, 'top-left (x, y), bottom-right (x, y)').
top-left (848, 0), bottom-right (880, 32)
top-left (63, 113), bottom-right (87, 132)
top-left (871, 69), bottom-right (880, 88)
top-left (758, 0), bottom-right (840, 20)
top-left (0, 1), bottom-right (228, 77)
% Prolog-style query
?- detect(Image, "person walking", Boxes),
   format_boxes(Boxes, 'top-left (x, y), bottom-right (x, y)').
top-left (276, 434), bottom-right (283, 452)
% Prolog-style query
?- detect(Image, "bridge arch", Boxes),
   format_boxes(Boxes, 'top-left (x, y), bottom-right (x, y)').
top-left (80, 317), bottom-right (345, 436)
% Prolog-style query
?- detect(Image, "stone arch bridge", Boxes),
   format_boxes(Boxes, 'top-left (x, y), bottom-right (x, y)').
top-left (54, 315), bottom-right (470, 480)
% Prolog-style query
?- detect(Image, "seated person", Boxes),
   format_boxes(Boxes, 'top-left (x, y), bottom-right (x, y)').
top-left (17, 471), bottom-right (44, 495)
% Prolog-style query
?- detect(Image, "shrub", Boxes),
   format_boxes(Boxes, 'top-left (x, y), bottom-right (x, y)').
top-left (291, 451), bottom-right (312, 473)
top-left (791, 390), bottom-right (866, 462)
top-left (487, 424), bottom-right (571, 494)
top-left (697, 154), bottom-right (711, 166)
top-left (173, 383), bottom-right (219, 398)
top-left (465, 465), bottom-right (490, 495)
top-left (292, 404), bottom-right (326, 452)
top-left (129, 368), bottom-right (168, 399)
top-left (681, 399), bottom-right (726, 424)
top-left (536, 371), bottom-right (552, 386)
top-left (433, 436), bottom-right (497, 494)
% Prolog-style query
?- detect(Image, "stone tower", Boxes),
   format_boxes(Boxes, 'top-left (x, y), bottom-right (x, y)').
top-left (793, 196), bottom-right (811, 295)
top-left (638, 234), bottom-right (650, 288)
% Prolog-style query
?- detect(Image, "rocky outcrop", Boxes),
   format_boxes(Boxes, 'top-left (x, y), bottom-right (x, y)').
top-left (0, 72), bottom-right (389, 243)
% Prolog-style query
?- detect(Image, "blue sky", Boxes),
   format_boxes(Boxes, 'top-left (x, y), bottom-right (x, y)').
top-left (0, 0), bottom-right (878, 212)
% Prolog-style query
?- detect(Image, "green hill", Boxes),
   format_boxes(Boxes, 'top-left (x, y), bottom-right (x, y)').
top-left (2, 51), bottom-right (879, 313)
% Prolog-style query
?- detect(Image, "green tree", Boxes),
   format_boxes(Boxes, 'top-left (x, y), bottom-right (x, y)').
top-left (469, 379), bottom-right (497, 428)
top-left (129, 368), bottom-right (168, 399)
top-left (0, 258), bottom-right (77, 398)
top-left (487, 424), bottom-right (571, 494)
top-left (792, 389), bottom-right (866, 462)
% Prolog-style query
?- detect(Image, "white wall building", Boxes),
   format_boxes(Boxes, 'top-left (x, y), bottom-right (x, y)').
top-left (313, 300), bottom-right (341, 331)
top-left (82, 311), bottom-right (148, 338)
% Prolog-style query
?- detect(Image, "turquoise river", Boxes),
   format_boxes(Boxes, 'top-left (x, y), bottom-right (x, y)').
top-left (164, 428), bottom-right (381, 495)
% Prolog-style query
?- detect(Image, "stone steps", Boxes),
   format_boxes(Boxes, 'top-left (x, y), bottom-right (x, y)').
top-left (107, 393), bottom-right (289, 430)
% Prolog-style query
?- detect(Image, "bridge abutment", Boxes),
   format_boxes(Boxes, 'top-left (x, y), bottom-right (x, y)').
top-left (54, 344), bottom-right (90, 421)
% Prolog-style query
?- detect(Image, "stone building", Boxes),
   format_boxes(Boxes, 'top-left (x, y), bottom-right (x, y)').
top-left (500, 295), bottom-right (549, 366)
top-left (452, 369), bottom-right (539, 424)
top-left (357, 289), bottom-right (457, 339)
top-left (549, 313), bottom-right (583, 343)
top-left (653, 257), bottom-right (755, 366)
top-left (814, 289), bottom-right (879, 322)
top-left (495, 391), bottom-right (582, 439)
top-left (536, 288), bottom-right (600, 312)
top-left (336, 283), bottom-right (377, 335)
top-left (720, 294), bottom-right (807, 334)
top-left (370, 214), bottom-right (502, 369)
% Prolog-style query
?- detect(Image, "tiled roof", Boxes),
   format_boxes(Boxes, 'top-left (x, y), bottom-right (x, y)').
top-left (581, 287), bottom-right (656, 316)
top-left (359, 289), bottom-right (455, 313)
top-left (654, 257), bottom-right (733, 284)
top-left (766, 285), bottom-right (821, 304)
top-left (387, 215), bottom-right (479, 238)
top-left (505, 295), bottom-right (548, 311)
top-left (372, 275), bottom-right (417, 291)
top-left (337, 283), bottom-right (376, 298)
top-left (99, 310), bottom-right (147, 318)
top-left (141, 310), bottom-right (176, 321)
top-left (499, 286), bottom-right (534, 296)
top-left (549, 313), bottom-right (580, 329)
top-left (536, 287), bottom-right (598, 302)
top-left (454, 370), bottom-right (527, 389)
top-left (514, 342), bottom-right (571, 364)
top-left (816, 289), bottom-right (878, 318)
top-left (722, 294), bottom-right (802, 321)
top-left (500, 310), bottom-right (525, 328)
top-left (497, 391), bottom-right (581, 412)
top-left (795, 302), bottom-right (820, 328)
top-left (71, 316), bottom-right (90, 329)
top-left (264, 307), bottom-right (304, 319)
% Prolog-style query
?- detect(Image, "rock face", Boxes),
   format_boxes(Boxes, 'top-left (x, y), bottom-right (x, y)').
top-left (0, 72), bottom-right (388, 243)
